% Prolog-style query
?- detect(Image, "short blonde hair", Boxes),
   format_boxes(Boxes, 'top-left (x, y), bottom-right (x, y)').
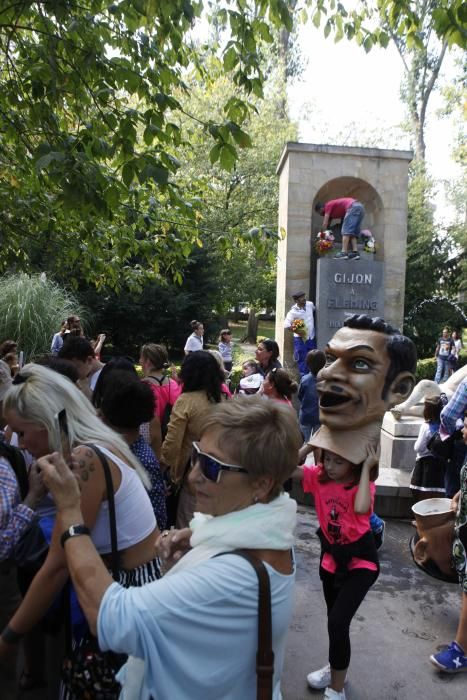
top-left (4, 363), bottom-right (149, 486)
top-left (201, 396), bottom-right (302, 500)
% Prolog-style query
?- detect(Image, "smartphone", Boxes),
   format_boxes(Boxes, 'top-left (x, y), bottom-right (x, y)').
top-left (18, 351), bottom-right (24, 369)
top-left (54, 409), bottom-right (73, 466)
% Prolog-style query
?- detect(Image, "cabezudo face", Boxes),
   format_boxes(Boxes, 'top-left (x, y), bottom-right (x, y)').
top-left (317, 327), bottom-right (393, 430)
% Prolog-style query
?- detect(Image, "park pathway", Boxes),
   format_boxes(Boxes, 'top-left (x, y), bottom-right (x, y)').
top-left (282, 506), bottom-right (463, 700)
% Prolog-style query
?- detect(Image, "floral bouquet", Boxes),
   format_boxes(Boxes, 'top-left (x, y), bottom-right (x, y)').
top-left (315, 230), bottom-right (335, 256)
top-left (360, 229), bottom-right (376, 253)
top-left (291, 319), bottom-right (307, 338)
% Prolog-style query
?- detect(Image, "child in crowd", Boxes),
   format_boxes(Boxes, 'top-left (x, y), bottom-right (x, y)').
top-left (237, 360), bottom-right (263, 395)
top-left (410, 395), bottom-right (446, 502)
top-left (298, 350), bottom-right (326, 442)
top-left (295, 446), bottom-right (379, 700)
top-left (262, 368), bottom-right (298, 406)
top-left (218, 329), bottom-right (233, 372)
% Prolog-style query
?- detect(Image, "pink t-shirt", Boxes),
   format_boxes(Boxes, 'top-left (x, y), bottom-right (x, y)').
top-left (302, 464), bottom-right (377, 574)
top-left (145, 379), bottom-right (182, 422)
top-left (324, 198), bottom-right (355, 221)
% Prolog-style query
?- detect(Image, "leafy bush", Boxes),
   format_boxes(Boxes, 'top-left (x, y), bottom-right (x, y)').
top-left (0, 274), bottom-right (84, 360)
top-left (415, 358), bottom-right (436, 382)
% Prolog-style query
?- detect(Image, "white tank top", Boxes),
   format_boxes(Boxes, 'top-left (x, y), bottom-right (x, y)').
top-left (90, 446), bottom-right (156, 554)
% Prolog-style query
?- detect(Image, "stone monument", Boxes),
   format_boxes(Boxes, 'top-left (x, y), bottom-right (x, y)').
top-left (275, 142), bottom-right (413, 366)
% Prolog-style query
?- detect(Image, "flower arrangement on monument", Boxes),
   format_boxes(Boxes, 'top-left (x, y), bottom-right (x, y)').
top-left (315, 230), bottom-right (335, 255)
top-left (360, 229), bottom-right (376, 253)
top-left (291, 319), bottom-right (307, 337)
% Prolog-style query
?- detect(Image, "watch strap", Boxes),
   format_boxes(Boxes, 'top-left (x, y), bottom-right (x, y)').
top-left (60, 524), bottom-right (91, 548)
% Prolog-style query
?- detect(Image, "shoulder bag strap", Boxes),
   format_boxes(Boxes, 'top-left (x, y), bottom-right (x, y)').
top-left (87, 444), bottom-right (119, 579)
top-left (217, 549), bottom-right (274, 700)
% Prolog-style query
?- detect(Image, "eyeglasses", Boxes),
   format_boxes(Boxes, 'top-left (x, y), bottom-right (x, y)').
top-left (191, 442), bottom-right (248, 483)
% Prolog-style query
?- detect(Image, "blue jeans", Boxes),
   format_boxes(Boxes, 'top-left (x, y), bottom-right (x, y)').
top-left (293, 336), bottom-right (317, 376)
top-left (300, 422), bottom-right (320, 443)
top-left (434, 356), bottom-right (450, 383)
top-left (342, 202), bottom-right (364, 237)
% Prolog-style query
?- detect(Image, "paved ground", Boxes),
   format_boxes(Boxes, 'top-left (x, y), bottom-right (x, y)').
top-left (8, 505), bottom-right (466, 700)
top-left (282, 506), bottom-right (464, 700)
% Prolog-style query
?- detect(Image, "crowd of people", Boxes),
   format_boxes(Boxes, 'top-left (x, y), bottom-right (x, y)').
top-left (0, 313), bottom-right (466, 700)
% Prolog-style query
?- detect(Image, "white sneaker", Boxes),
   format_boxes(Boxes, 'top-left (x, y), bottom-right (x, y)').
top-left (324, 688), bottom-right (347, 700)
top-left (307, 663), bottom-right (331, 689)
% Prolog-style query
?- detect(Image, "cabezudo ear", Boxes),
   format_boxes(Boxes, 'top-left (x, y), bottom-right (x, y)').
top-left (387, 372), bottom-right (415, 405)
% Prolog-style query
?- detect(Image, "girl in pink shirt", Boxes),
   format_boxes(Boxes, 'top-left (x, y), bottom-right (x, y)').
top-left (296, 446), bottom-right (379, 700)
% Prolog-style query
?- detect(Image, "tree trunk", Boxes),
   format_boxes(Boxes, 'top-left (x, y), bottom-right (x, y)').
top-left (245, 308), bottom-right (259, 344)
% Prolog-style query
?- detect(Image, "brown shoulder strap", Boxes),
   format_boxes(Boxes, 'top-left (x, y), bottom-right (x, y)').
top-left (222, 549), bottom-right (274, 700)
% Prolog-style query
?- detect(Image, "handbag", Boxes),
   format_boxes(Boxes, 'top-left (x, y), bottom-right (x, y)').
top-left (217, 549), bottom-right (274, 700)
top-left (61, 445), bottom-right (125, 700)
top-left (427, 428), bottom-right (461, 460)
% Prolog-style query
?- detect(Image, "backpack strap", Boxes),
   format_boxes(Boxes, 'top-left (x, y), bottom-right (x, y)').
top-left (147, 375), bottom-right (166, 386)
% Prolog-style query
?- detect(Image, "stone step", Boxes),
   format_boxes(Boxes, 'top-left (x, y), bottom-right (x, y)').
top-left (375, 467), bottom-right (413, 518)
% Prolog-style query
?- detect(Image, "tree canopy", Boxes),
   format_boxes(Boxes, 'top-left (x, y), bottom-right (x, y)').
top-left (0, 0), bottom-right (294, 289)
top-left (1, 0), bottom-right (464, 292)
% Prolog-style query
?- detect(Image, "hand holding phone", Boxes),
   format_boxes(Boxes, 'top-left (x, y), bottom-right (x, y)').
top-left (53, 409), bottom-right (73, 466)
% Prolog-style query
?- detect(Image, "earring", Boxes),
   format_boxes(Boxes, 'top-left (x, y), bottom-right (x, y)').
top-left (253, 495), bottom-right (259, 504)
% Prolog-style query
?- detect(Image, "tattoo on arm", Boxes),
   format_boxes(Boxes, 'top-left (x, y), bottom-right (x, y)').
top-left (75, 451), bottom-right (96, 482)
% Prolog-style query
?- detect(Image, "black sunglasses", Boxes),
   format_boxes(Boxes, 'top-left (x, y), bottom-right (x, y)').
top-left (191, 442), bottom-right (248, 483)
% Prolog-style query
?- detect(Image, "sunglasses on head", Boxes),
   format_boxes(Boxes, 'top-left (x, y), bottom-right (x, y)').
top-left (191, 442), bottom-right (248, 483)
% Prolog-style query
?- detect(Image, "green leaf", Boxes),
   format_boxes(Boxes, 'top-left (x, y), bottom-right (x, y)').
top-left (229, 123), bottom-right (252, 148)
top-left (209, 144), bottom-right (221, 165)
top-left (219, 144), bottom-right (237, 171)
top-left (122, 163), bottom-right (134, 187)
top-left (223, 46), bottom-right (238, 72)
top-left (313, 11), bottom-right (321, 28)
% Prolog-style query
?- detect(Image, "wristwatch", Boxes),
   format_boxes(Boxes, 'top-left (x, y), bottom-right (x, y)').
top-left (60, 524), bottom-right (91, 548)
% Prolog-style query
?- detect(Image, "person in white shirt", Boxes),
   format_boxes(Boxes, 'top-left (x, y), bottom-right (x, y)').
top-left (284, 291), bottom-right (316, 376)
top-left (184, 320), bottom-right (204, 355)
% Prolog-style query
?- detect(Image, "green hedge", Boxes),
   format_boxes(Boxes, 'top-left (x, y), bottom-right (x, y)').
top-left (416, 349), bottom-right (467, 382)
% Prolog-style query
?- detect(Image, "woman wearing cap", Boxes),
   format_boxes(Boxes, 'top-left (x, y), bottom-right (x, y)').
top-left (29, 397), bottom-right (302, 700)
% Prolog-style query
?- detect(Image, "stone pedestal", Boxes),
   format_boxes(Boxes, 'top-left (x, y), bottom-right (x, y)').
top-left (316, 255), bottom-right (385, 347)
top-left (380, 411), bottom-right (423, 472)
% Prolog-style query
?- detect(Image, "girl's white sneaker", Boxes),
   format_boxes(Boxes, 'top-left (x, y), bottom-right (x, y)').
top-left (323, 687), bottom-right (347, 700)
top-left (306, 663), bottom-right (331, 689)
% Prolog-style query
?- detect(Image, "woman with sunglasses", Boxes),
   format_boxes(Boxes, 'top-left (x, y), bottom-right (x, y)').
top-left (33, 396), bottom-right (302, 699)
top-left (262, 368), bottom-right (298, 406)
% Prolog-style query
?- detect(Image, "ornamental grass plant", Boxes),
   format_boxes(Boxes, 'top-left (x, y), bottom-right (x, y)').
top-left (0, 273), bottom-right (85, 360)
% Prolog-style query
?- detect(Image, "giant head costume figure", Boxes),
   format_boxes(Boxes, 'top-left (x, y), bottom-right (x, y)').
top-left (310, 315), bottom-right (417, 465)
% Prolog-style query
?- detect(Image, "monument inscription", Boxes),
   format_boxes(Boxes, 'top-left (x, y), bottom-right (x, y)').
top-left (315, 256), bottom-right (385, 346)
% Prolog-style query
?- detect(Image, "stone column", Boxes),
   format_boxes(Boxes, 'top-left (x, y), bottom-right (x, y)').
top-left (275, 143), bottom-right (413, 368)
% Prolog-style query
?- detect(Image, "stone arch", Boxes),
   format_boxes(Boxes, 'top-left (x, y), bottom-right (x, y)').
top-left (312, 177), bottom-right (385, 260)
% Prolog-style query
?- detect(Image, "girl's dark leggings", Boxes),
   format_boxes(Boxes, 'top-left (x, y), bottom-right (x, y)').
top-left (321, 567), bottom-right (378, 670)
